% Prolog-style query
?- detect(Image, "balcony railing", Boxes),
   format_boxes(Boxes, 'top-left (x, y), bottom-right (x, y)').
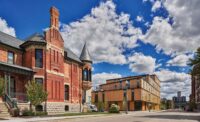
top-left (4, 94), bottom-right (18, 109)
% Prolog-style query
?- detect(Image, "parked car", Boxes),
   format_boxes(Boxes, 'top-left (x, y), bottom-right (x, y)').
top-left (87, 104), bottom-right (98, 112)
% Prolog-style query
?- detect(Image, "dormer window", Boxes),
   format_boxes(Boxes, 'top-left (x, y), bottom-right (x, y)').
top-left (35, 49), bottom-right (43, 68)
top-left (8, 51), bottom-right (14, 64)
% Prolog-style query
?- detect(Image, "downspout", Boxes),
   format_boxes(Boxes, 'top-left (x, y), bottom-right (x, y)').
top-left (79, 65), bottom-right (81, 112)
top-left (71, 62), bottom-right (73, 103)
top-left (44, 40), bottom-right (47, 113)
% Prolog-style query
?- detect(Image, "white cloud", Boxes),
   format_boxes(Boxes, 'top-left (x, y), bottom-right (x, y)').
top-left (136, 16), bottom-right (144, 22)
top-left (155, 69), bottom-right (191, 100)
top-left (128, 53), bottom-right (156, 74)
top-left (143, 0), bottom-right (148, 2)
top-left (144, 22), bottom-right (150, 27)
top-left (60, 1), bottom-right (142, 64)
top-left (167, 54), bottom-right (193, 67)
top-left (152, 1), bottom-right (162, 12)
top-left (142, 0), bottom-right (200, 55)
top-left (0, 17), bottom-right (16, 37)
top-left (92, 72), bottom-right (122, 88)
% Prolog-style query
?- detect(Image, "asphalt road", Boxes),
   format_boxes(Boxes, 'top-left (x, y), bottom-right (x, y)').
top-left (38, 111), bottom-right (200, 122)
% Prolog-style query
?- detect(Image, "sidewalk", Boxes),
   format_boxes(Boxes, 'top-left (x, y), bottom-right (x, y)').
top-left (0, 111), bottom-right (158, 122)
top-left (0, 113), bottom-right (117, 122)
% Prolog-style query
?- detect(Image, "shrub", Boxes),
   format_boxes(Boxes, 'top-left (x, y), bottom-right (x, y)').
top-left (10, 108), bottom-right (20, 117)
top-left (97, 101), bottom-right (104, 112)
top-left (22, 108), bottom-right (47, 116)
top-left (22, 109), bottom-right (35, 116)
top-left (35, 111), bottom-right (47, 116)
top-left (189, 99), bottom-right (197, 111)
top-left (109, 104), bottom-right (120, 113)
top-left (87, 109), bottom-right (92, 113)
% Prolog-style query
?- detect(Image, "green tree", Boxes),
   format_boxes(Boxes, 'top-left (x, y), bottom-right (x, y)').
top-left (97, 101), bottom-right (104, 112)
top-left (188, 47), bottom-right (200, 75)
top-left (0, 77), bottom-right (5, 97)
top-left (25, 80), bottom-right (48, 111)
top-left (189, 99), bottom-right (197, 111)
top-left (189, 47), bottom-right (200, 66)
top-left (160, 100), bottom-right (166, 110)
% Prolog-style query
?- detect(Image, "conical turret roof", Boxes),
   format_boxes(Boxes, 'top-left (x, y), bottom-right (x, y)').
top-left (80, 42), bottom-right (92, 63)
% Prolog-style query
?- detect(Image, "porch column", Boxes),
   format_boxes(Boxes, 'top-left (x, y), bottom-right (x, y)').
top-left (4, 73), bottom-right (7, 95)
top-left (8, 74), bottom-right (10, 96)
top-left (4, 73), bottom-right (10, 96)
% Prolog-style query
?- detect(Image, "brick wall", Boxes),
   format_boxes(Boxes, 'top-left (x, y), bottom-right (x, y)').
top-left (0, 45), bottom-right (22, 66)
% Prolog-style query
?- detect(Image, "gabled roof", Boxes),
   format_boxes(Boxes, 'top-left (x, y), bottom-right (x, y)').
top-left (80, 42), bottom-right (92, 63)
top-left (0, 31), bottom-right (23, 49)
top-left (64, 48), bottom-right (82, 63)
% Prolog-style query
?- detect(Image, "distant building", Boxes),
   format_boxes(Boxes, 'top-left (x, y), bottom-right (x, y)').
top-left (191, 63), bottom-right (200, 110)
top-left (92, 74), bottom-right (160, 111)
top-left (172, 91), bottom-right (187, 109)
top-left (160, 98), bottom-right (174, 110)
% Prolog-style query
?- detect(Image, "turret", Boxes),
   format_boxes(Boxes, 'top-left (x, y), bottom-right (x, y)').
top-left (80, 42), bottom-right (92, 104)
top-left (80, 42), bottom-right (92, 84)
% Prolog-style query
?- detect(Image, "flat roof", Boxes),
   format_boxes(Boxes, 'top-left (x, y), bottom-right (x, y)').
top-left (100, 74), bottom-right (160, 86)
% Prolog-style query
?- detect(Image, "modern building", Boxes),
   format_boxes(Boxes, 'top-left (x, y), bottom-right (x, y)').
top-left (172, 91), bottom-right (187, 109)
top-left (0, 7), bottom-right (92, 114)
top-left (91, 74), bottom-right (160, 111)
top-left (160, 98), bottom-right (174, 110)
top-left (191, 63), bottom-right (200, 110)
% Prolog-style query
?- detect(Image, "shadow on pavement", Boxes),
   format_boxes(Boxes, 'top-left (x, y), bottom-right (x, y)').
top-left (0, 118), bottom-right (8, 120)
top-left (143, 115), bottom-right (200, 122)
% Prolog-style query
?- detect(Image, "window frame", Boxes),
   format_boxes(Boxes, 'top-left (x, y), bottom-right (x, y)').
top-left (35, 78), bottom-right (43, 85)
top-left (83, 69), bottom-right (88, 81)
top-left (7, 51), bottom-right (14, 64)
top-left (64, 84), bottom-right (69, 101)
top-left (35, 49), bottom-right (43, 68)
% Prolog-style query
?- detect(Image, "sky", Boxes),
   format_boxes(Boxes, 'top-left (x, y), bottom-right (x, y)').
top-left (0, 0), bottom-right (199, 100)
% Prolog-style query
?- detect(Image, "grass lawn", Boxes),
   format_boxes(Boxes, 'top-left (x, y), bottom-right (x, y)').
top-left (57, 112), bottom-right (119, 116)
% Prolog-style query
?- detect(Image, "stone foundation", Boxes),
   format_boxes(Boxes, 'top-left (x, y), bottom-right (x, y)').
top-left (43, 102), bottom-right (81, 115)
top-left (17, 102), bottom-right (81, 115)
top-left (17, 102), bottom-right (31, 114)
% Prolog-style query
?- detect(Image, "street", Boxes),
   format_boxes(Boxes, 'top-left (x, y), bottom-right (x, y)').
top-left (36, 111), bottom-right (200, 122)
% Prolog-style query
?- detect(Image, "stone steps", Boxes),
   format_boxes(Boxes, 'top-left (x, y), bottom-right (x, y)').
top-left (0, 102), bottom-right (10, 118)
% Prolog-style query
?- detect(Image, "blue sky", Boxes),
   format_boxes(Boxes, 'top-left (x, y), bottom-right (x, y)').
top-left (0, 0), bottom-right (198, 100)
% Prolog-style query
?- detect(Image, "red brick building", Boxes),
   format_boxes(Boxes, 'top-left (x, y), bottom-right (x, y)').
top-left (0, 7), bottom-right (92, 114)
top-left (190, 63), bottom-right (200, 110)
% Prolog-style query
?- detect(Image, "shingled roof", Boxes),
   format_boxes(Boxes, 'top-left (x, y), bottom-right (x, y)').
top-left (0, 31), bottom-right (23, 49)
top-left (24, 33), bottom-right (45, 42)
top-left (64, 48), bottom-right (82, 63)
top-left (0, 31), bottom-right (82, 63)
top-left (20, 33), bottom-right (46, 48)
top-left (80, 42), bottom-right (92, 63)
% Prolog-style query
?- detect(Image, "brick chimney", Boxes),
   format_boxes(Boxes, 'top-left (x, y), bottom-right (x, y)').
top-left (50, 6), bottom-right (59, 29)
